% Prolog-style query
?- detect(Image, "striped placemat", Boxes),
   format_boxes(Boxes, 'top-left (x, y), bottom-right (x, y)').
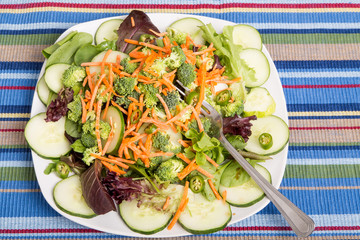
top-left (1, 1), bottom-right (359, 239)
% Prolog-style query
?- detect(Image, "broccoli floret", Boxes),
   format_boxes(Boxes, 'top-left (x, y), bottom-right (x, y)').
top-left (67, 95), bottom-right (82, 123)
top-left (149, 59), bottom-right (168, 77)
top-left (153, 106), bottom-right (167, 120)
top-left (195, 46), bottom-right (215, 71)
top-left (160, 90), bottom-right (180, 111)
top-left (222, 100), bottom-right (244, 117)
top-left (167, 27), bottom-right (187, 45)
top-left (177, 63), bottom-right (196, 87)
top-left (96, 85), bottom-right (110, 103)
top-left (152, 131), bottom-right (181, 153)
top-left (113, 76), bottom-right (137, 96)
top-left (120, 57), bottom-right (139, 74)
top-left (114, 90), bottom-right (140, 109)
top-left (82, 120), bottom-right (111, 140)
top-left (164, 46), bottom-right (186, 70)
top-left (81, 133), bottom-right (96, 148)
top-left (188, 117), bottom-right (217, 136)
top-left (82, 146), bottom-right (99, 166)
top-left (176, 102), bottom-right (192, 122)
top-left (138, 83), bottom-right (159, 108)
top-left (86, 110), bottom-right (96, 121)
top-left (148, 156), bottom-right (164, 172)
top-left (154, 158), bottom-right (185, 183)
top-left (62, 65), bottom-right (86, 88)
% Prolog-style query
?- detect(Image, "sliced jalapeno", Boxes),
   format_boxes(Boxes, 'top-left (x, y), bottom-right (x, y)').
top-left (258, 133), bottom-right (273, 150)
top-left (130, 109), bottom-right (142, 124)
top-left (189, 175), bottom-right (205, 193)
top-left (215, 90), bottom-right (232, 106)
top-left (185, 88), bottom-right (200, 106)
top-left (144, 124), bottom-right (157, 134)
top-left (139, 34), bottom-right (156, 43)
top-left (55, 162), bottom-right (71, 179)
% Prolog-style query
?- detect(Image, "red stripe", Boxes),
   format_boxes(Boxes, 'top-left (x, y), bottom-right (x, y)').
top-left (283, 84), bottom-right (360, 89)
top-left (0, 229), bottom-right (100, 234)
top-left (0, 86), bottom-right (35, 90)
top-left (1, 3), bottom-right (360, 9)
top-left (289, 126), bottom-right (360, 130)
top-left (0, 129), bottom-right (24, 132)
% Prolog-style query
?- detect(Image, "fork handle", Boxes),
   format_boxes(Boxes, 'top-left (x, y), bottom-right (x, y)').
top-left (220, 135), bottom-right (315, 238)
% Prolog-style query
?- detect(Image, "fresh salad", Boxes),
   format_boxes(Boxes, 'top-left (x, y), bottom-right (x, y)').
top-left (26, 10), bottom-right (289, 235)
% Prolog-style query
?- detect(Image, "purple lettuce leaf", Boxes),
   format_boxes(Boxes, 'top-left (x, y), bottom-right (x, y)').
top-left (223, 115), bottom-right (257, 142)
top-left (45, 88), bottom-right (73, 122)
top-left (80, 160), bottom-right (116, 215)
top-left (60, 153), bottom-right (88, 175)
top-left (116, 10), bottom-right (160, 53)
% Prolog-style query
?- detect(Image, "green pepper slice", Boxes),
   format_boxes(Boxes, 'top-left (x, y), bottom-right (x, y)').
top-left (130, 109), bottom-right (143, 124)
top-left (258, 133), bottom-right (273, 150)
top-left (55, 162), bottom-right (71, 179)
top-left (185, 88), bottom-right (200, 106)
top-left (144, 124), bottom-right (157, 134)
top-left (215, 90), bottom-right (232, 106)
top-left (189, 175), bottom-right (205, 193)
top-left (139, 34), bottom-right (156, 43)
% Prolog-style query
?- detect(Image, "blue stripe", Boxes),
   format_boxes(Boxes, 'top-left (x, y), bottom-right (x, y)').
top-left (289, 145), bottom-right (360, 151)
top-left (280, 77), bottom-right (360, 86)
top-left (289, 115), bottom-right (360, 120)
top-left (0, 118), bottom-right (30, 121)
top-left (288, 148), bottom-right (359, 159)
top-left (0, 151), bottom-right (31, 161)
top-left (0, 148), bottom-right (30, 153)
top-left (260, 28), bottom-right (360, 34)
top-left (0, 90), bottom-right (36, 106)
top-left (282, 178), bottom-right (360, 187)
top-left (287, 103), bottom-right (360, 112)
top-left (274, 60), bottom-right (360, 70)
top-left (0, 62), bottom-right (42, 71)
top-left (0, 79), bottom-right (37, 87)
top-left (0, 105), bottom-right (31, 113)
top-left (0, 181), bottom-right (39, 189)
top-left (0, 29), bottom-right (65, 35)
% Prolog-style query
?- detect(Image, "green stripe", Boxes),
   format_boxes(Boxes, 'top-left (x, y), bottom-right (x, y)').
top-left (284, 165), bottom-right (360, 178)
top-left (0, 167), bottom-right (36, 181)
top-left (0, 145), bottom-right (28, 149)
top-left (0, 34), bottom-right (60, 45)
top-left (290, 142), bottom-right (360, 147)
top-left (262, 33), bottom-right (360, 44)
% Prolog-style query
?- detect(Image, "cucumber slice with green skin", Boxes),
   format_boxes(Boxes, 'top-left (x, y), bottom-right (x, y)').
top-left (101, 106), bottom-right (125, 155)
top-left (243, 87), bottom-right (276, 118)
top-left (219, 164), bottom-right (271, 207)
top-left (89, 50), bottom-right (128, 75)
top-left (44, 63), bottom-right (71, 93)
top-left (53, 175), bottom-right (96, 218)
top-left (95, 19), bottom-right (123, 45)
top-left (169, 17), bottom-right (205, 37)
top-left (231, 24), bottom-right (262, 50)
top-left (25, 113), bottom-right (71, 159)
top-left (240, 48), bottom-right (270, 87)
top-left (245, 115), bottom-right (289, 155)
top-left (178, 190), bottom-right (232, 234)
top-left (119, 198), bottom-right (173, 235)
top-left (37, 75), bottom-right (53, 106)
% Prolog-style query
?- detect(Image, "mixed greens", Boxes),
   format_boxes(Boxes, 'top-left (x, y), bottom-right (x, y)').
top-left (26, 10), bottom-right (290, 235)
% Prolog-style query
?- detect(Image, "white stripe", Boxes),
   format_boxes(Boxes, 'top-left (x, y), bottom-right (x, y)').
top-left (0, 73), bottom-right (39, 79)
top-left (0, 161), bottom-right (33, 167)
top-left (287, 158), bottom-right (360, 165)
top-left (0, 23), bottom-right (76, 30)
top-left (279, 71), bottom-right (360, 78)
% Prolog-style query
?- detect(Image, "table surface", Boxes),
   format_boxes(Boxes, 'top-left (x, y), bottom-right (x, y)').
top-left (0, 1), bottom-right (359, 239)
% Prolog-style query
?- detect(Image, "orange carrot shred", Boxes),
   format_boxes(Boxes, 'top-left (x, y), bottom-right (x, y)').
top-left (167, 181), bottom-right (189, 230)
top-left (156, 94), bottom-right (171, 120)
top-left (208, 179), bottom-right (222, 200)
top-left (178, 159), bottom-right (198, 180)
top-left (162, 196), bottom-right (171, 210)
top-left (131, 17), bottom-right (135, 27)
top-left (92, 153), bottom-right (129, 169)
top-left (204, 153), bottom-right (219, 168)
top-left (101, 161), bottom-right (126, 175)
top-left (80, 96), bottom-right (87, 124)
top-left (222, 190), bottom-right (227, 203)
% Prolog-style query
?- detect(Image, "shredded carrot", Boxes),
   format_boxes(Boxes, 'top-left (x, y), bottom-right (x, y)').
top-left (190, 105), bottom-right (204, 132)
top-left (85, 67), bottom-right (94, 93)
top-left (178, 159), bottom-right (198, 180)
top-left (156, 94), bottom-right (172, 120)
top-left (149, 151), bottom-right (173, 158)
top-left (89, 74), bottom-right (105, 111)
top-left (95, 100), bottom-right (103, 153)
top-left (139, 41), bottom-right (168, 53)
top-left (149, 28), bottom-right (167, 37)
top-left (124, 146), bottom-right (131, 159)
top-left (162, 196), bottom-right (171, 210)
top-left (167, 181), bottom-right (189, 230)
top-left (131, 60), bottom-right (145, 77)
top-left (131, 17), bottom-right (135, 27)
top-left (111, 100), bottom-right (128, 115)
top-left (124, 39), bottom-right (139, 45)
top-left (128, 96), bottom-right (139, 103)
top-left (208, 179), bottom-right (222, 200)
top-left (178, 139), bottom-right (190, 148)
top-left (80, 96), bottom-right (87, 124)
top-left (204, 154), bottom-right (219, 168)
top-left (193, 47), bottom-right (216, 56)
top-left (101, 161), bottom-right (126, 175)
top-left (222, 190), bottom-right (227, 203)
top-left (102, 93), bottom-right (111, 120)
top-left (92, 153), bottom-right (129, 169)
top-left (123, 125), bottom-right (136, 138)
top-left (165, 105), bottom-right (192, 124)
top-left (134, 85), bottom-right (141, 93)
top-left (176, 153), bottom-right (214, 179)
top-left (108, 155), bottom-right (136, 164)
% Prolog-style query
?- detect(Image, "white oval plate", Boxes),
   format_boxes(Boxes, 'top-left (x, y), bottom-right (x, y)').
top-left (31, 13), bottom-right (288, 238)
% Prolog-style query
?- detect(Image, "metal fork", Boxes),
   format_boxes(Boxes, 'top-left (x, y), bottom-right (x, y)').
top-left (176, 81), bottom-right (315, 238)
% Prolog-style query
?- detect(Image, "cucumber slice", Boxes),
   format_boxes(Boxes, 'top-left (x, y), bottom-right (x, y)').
top-left (89, 50), bottom-right (128, 75)
top-left (53, 175), bottom-right (96, 218)
top-left (219, 164), bottom-right (271, 207)
top-left (44, 63), bottom-right (71, 93)
top-left (245, 115), bottom-right (289, 155)
top-left (37, 75), bottom-right (54, 106)
top-left (101, 106), bottom-right (125, 155)
top-left (119, 198), bottom-right (173, 235)
top-left (231, 24), bottom-right (262, 50)
top-left (25, 113), bottom-right (71, 159)
top-left (95, 19), bottom-right (123, 44)
top-left (169, 17), bottom-right (205, 37)
top-left (178, 190), bottom-right (232, 234)
top-left (240, 48), bottom-right (270, 87)
top-left (243, 87), bottom-right (276, 118)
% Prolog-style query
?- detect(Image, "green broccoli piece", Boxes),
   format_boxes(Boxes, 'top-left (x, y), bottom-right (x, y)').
top-left (82, 146), bottom-right (99, 166)
top-left (138, 83), bottom-right (159, 108)
top-left (149, 59), bottom-right (168, 77)
top-left (67, 95), bottom-right (82, 123)
top-left (62, 65), bottom-right (86, 88)
top-left (153, 106), bottom-right (167, 120)
top-left (222, 100), bottom-right (244, 117)
top-left (188, 117), bottom-right (217, 137)
top-left (152, 131), bottom-right (181, 153)
top-left (148, 156), bottom-right (164, 172)
top-left (167, 27), bottom-right (187, 45)
top-left (96, 85), bottom-right (110, 103)
top-left (176, 63), bottom-right (196, 87)
top-left (160, 90), bottom-right (180, 111)
top-left (195, 46), bottom-right (214, 71)
top-left (114, 90), bottom-right (140, 109)
top-left (113, 76), bottom-right (137, 96)
top-left (120, 57), bottom-right (139, 74)
top-left (154, 158), bottom-right (185, 183)
top-left (81, 133), bottom-right (96, 148)
top-left (82, 120), bottom-right (111, 140)
top-left (176, 102), bottom-right (192, 122)
top-left (164, 46), bottom-right (186, 70)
